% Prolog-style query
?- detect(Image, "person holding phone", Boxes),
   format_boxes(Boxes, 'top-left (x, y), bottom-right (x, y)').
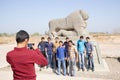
top-left (6, 30), bottom-right (48, 80)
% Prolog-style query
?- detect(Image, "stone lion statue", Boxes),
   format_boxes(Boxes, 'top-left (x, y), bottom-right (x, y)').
top-left (48, 10), bottom-right (89, 37)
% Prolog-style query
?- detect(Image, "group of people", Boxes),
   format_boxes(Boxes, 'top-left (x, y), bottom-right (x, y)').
top-left (6, 30), bottom-right (94, 80)
top-left (38, 35), bottom-right (94, 76)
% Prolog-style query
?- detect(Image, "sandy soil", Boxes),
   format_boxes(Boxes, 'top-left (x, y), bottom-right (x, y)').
top-left (0, 57), bottom-right (119, 80)
top-left (100, 43), bottom-right (120, 57)
top-left (75, 57), bottom-right (120, 80)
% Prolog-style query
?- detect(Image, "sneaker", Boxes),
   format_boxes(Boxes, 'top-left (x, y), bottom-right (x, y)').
top-left (66, 72), bottom-right (69, 75)
top-left (63, 74), bottom-right (66, 76)
top-left (71, 75), bottom-right (75, 77)
top-left (92, 68), bottom-right (94, 72)
top-left (57, 73), bottom-right (60, 75)
top-left (82, 68), bottom-right (85, 71)
top-left (78, 68), bottom-right (80, 71)
top-left (87, 67), bottom-right (90, 71)
top-left (46, 66), bottom-right (48, 69)
top-left (39, 68), bottom-right (42, 71)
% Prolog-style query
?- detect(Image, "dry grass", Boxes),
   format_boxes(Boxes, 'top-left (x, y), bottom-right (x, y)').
top-left (0, 34), bottom-right (120, 44)
top-left (0, 36), bottom-right (15, 44)
top-left (92, 34), bottom-right (120, 44)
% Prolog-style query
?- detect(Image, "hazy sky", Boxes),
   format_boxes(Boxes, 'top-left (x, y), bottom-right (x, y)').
top-left (0, 0), bottom-right (120, 34)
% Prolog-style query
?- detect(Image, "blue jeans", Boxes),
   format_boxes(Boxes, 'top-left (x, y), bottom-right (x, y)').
top-left (47, 54), bottom-right (53, 68)
top-left (69, 59), bottom-right (76, 76)
top-left (86, 53), bottom-right (94, 69)
top-left (78, 52), bottom-right (85, 69)
top-left (57, 59), bottom-right (66, 75)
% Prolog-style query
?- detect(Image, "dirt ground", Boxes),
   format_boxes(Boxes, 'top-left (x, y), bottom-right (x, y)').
top-left (105, 57), bottom-right (120, 80)
top-left (0, 57), bottom-right (120, 80)
top-left (76, 57), bottom-right (120, 80)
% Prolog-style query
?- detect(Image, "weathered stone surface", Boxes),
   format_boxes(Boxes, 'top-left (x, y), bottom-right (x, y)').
top-left (48, 10), bottom-right (89, 37)
top-left (57, 30), bottom-right (77, 36)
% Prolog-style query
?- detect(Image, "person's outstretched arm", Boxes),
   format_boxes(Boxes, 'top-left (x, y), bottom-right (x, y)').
top-left (32, 49), bottom-right (48, 66)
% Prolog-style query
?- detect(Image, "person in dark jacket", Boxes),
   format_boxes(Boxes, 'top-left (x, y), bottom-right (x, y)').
top-left (45, 37), bottom-right (54, 68)
top-left (38, 37), bottom-right (47, 58)
top-left (38, 37), bottom-right (47, 71)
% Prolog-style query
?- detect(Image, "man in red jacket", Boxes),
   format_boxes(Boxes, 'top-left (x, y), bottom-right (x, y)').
top-left (6, 30), bottom-right (48, 80)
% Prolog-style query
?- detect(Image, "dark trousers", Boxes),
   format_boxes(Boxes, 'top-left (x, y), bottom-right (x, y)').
top-left (87, 53), bottom-right (94, 69)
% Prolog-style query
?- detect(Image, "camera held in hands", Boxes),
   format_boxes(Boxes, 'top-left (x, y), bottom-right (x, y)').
top-left (27, 43), bottom-right (35, 50)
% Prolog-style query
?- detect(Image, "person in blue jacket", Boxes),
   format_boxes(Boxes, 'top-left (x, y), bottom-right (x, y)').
top-left (77, 36), bottom-right (85, 71)
top-left (56, 41), bottom-right (66, 76)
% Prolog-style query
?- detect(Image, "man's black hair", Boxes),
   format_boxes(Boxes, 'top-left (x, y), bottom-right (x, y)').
top-left (86, 37), bottom-right (90, 39)
top-left (68, 40), bottom-right (75, 45)
top-left (55, 37), bottom-right (59, 39)
top-left (80, 36), bottom-right (84, 39)
top-left (68, 40), bottom-right (72, 43)
top-left (16, 30), bottom-right (29, 43)
top-left (66, 37), bottom-right (69, 40)
top-left (47, 37), bottom-right (51, 40)
top-left (59, 41), bottom-right (63, 43)
top-left (41, 37), bottom-right (45, 40)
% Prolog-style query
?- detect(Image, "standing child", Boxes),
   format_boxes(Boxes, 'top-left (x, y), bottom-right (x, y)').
top-left (68, 40), bottom-right (78, 76)
top-left (84, 37), bottom-right (94, 71)
top-left (56, 41), bottom-right (66, 76)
